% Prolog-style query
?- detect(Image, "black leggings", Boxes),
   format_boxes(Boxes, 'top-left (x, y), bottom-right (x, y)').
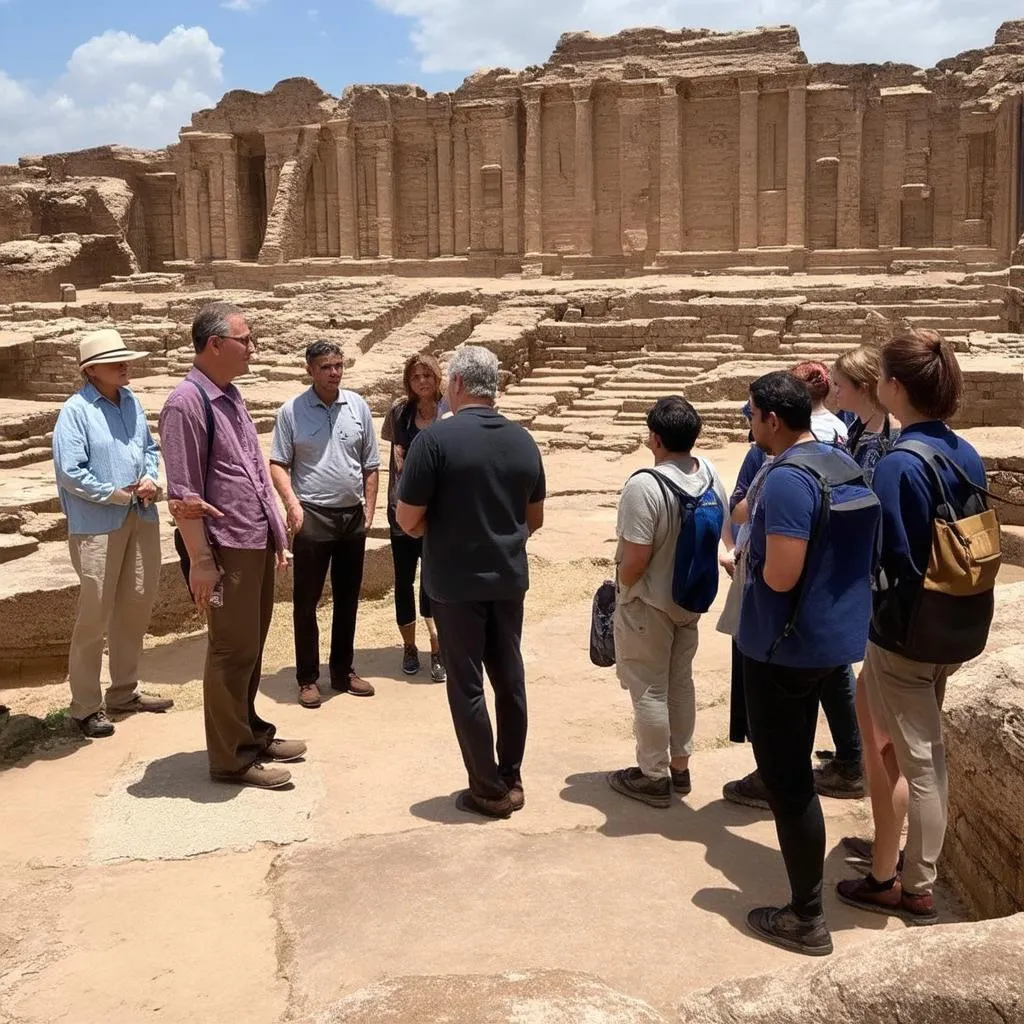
top-left (390, 531), bottom-right (430, 628)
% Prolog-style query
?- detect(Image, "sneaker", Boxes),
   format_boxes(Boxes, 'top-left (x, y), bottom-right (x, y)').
top-left (746, 905), bottom-right (833, 957)
top-left (670, 767), bottom-right (692, 795)
top-left (430, 652), bottom-right (447, 683)
top-left (607, 767), bottom-right (671, 808)
top-left (76, 710), bottom-right (114, 738)
top-left (722, 769), bottom-right (770, 810)
top-left (455, 789), bottom-right (514, 819)
top-left (211, 763), bottom-right (292, 789)
top-left (814, 759), bottom-right (865, 799)
top-left (110, 693), bottom-right (174, 714)
top-left (402, 645), bottom-right (421, 675)
top-left (836, 876), bottom-right (938, 925)
top-left (263, 738), bottom-right (307, 763)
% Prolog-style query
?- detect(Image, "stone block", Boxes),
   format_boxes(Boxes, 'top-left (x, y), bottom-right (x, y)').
top-left (59, 283), bottom-right (76, 302)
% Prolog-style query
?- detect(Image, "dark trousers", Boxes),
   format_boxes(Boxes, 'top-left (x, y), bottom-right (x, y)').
top-left (743, 655), bottom-right (835, 920)
top-left (390, 531), bottom-right (430, 627)
top-left (205, 542), bottom-right (277, 774)
top-left (730, 645), bottom-right (861, 765)
top-left (432, 597), bottom-right (527, 801)
top-left (292, 502), bottom-right (365, 686)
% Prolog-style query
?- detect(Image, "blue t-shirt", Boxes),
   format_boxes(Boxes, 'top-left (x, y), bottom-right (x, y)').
top-left (738, 441), bottom-right (880, 668)
top-left (730, 445), bottom-right (767, 511)
top-left (868, 421), bottom-right (986, 649)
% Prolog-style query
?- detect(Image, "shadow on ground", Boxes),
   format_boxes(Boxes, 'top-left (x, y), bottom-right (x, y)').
top-left (125, 750), bottom-right (259, 803)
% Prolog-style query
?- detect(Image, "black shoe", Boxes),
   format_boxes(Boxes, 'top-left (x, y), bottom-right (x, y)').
top-left (607, 767), bottom-right (671, 808)
top-left (402, 644), bottom-right (421, 676)
top-left (670, 767), bottom-right (692, 795)
top-left (76, 710), bottom-right (114, 738)
top-left (814, 759), bottom-right (865, 799)
top-left (723, 769), bottom-right (770, 810)
top-left (746, 905), bottom-right (833, 957)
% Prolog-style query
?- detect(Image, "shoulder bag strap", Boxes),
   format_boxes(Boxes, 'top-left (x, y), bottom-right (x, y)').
top-left (187, 379), bottom-right (215, 498)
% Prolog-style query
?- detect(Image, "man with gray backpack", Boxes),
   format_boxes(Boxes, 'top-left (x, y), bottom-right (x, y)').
top-left (607, 397), bottom-right (730, 808)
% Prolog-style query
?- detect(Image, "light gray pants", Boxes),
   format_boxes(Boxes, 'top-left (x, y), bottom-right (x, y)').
top-left (614, 597), bottom-right (700, 779)
top-left (67, 510), bottom-right (161, 720)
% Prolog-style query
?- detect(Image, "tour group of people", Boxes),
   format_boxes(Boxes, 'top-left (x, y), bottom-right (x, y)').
top-left (53, 304), bottom-right (990, 956)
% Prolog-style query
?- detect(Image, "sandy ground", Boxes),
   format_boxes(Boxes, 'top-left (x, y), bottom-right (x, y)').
top-left (0, 443), bottom-right (974, 1023)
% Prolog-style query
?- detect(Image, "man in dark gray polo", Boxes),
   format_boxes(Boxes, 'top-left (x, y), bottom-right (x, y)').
top-left (270, 341), bottom-right (380, 708)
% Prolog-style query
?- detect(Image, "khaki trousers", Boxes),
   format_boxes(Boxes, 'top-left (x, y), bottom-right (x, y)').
top-left (67, 510), bottom-right (161, 721)
top-left (614, 597), bottom-right (700, 778)
top-left (204, 543), bottom-right (277, 775)
top-left (862, 641), bottom-right (959, 894)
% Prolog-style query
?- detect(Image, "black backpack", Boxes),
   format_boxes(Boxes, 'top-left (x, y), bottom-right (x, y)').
top-left (762, 445), bottom-right (881, 662)
top-left (589, 580), bottom-right (617, 667)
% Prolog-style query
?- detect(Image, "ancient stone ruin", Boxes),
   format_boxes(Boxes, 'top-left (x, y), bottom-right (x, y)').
top-left (1, 19), bottom-right (1023, 1024)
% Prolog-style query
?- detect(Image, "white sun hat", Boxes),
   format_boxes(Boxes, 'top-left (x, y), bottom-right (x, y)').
top-left (79, 329), bottom-right (147, 368)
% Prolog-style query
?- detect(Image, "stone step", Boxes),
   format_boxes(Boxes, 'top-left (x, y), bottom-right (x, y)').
top-left (787, 332), bottom-right (864, 345)
top-left (784, 341), bottom-right (862, 354)
top-left (0, 446), bottom-right (51, 468)
top-left (0, 533), bottom-right (39, 564)
top-left (905, 315), bottom-right (1005, 332)
top-left (19, 511), bottom-right (66, 542)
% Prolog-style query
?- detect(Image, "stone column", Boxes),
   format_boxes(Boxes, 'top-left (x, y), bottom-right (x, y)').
top-left (572, 84), bottom-right (594, 255)
top-left (879, 101), bottom-right (906, 248)
top-left (501, 110), bottom-right (519, 255)
top-left (659, 83), bottom-right (682, 254)
top-left (453, 115), bottom-right (470, 255)
top-left (523, 88), bottom-right (544, 255)
top-left (220, 145), bottom-right (241, 261)
top-left (375, 129), bottom-right (394, 259)
top-left (182, 162), bottom-right (203, 261)
top-left (330, 120), bottom-right (357, 258)
top-left (468, 128), bottom-right (484, 252)
top-left (837, 100), bottom-right (863, 249)
top-left (738, 77), bottom-right (760, 249)
top-left (786, 82), bottom-right (807, 248)
top-left (313, 154), bottom-right (329, 256)
top-left (436, 122), bottom-right (454, 256)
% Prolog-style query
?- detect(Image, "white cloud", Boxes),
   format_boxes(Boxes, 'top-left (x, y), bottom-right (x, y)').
top-left (374, 0), bottom-right (1022, 74)
top-left (0, 26), bottom-right (224, 162)
top-left (222, 0), bottom-right (269, 11)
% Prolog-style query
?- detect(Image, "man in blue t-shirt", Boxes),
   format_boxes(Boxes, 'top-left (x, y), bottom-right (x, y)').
top-left (737, 371), bottom-right (880, 958)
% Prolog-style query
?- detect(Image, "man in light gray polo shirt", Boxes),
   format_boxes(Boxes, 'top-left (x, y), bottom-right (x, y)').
top-left (270, 341), bottom-right (380, 708)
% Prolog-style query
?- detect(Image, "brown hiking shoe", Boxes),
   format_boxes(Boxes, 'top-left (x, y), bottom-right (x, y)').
top-left (111, 693), bottom-right (174, 714)
top-left (263, 738), bottom-right (307, 763)
top-left (900, 890), bottom-right (939, 926)
top-left (607, 767), bottom-right (671, 808)
top-left (211, 763), bottom-right (292, 789)
top-left (836, 875), bottom-right (903, 915)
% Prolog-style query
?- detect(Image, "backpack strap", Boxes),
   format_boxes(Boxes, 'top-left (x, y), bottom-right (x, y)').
top-left (187, 379), bottom-right (215, 497)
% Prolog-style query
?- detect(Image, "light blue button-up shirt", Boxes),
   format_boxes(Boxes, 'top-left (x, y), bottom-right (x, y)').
top-left (52, 382), bottom-right (161, 535)
top-left (270, 387), bottom-right (380, 507)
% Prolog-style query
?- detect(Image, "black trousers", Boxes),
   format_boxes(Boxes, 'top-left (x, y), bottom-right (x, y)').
top-left (390, 531), bottom-right (430, 627)
top-left (743, 655), bottom-right (835, 920)
top-left (432, 596), bottom-right (527, 801)
top-left (292, 502), bottom-right (365, 686)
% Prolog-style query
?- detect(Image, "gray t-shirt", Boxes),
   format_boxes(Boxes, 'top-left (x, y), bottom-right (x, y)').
top-left (615, 457), bottom-right (729, 617)
top-left (270, 387), bottom-right (380, 507)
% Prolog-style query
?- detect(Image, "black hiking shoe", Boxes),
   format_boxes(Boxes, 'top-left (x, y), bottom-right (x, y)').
top-left (76, 710), bottom-right (114, 738)
top-left (607, 767), bottom-right (671, 808)
top-left (723, 769), bottom-right (770, 810)
top-left (670, 767), bottom-right (692, 795)
top-left (746, 905), bottom-right (833, 957)
top-left (814, 759), bottom-right (865, 799)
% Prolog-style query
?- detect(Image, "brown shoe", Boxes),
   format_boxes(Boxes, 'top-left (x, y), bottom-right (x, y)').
top-left (111, 693), bottom-right (174, 714)
top-left (507, 783), bottom-right (525, 812)
top-left (211, 763), bottom-right (292, 789)
top-left (298, 683), bottom-right (322, 708)
top-left (263, 738), bottom-right (307, 763)
top-left (455, 789), bottom-right (513, 819)
top-left (344, 672), bottom-right (375, 697)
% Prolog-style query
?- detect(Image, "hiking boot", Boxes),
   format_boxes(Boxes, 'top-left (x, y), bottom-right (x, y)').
top-left (111, 693), bottom-right (174, 714)
top-left (722, 769), bottom-right (770, 810)
top-left (455, 789), bottom-right (513, 819)
top-left (263, 738), bottom-right (307, 763)
top-left (76, 710), bottom-right (114, 738)
top-left (837, 876), bottom-right (938, 925)
top-left (746, 905), bottom-right (833, 957)
top-left (430, 652), bottom-right (447, 683)
top-left (671, 767), bottom-right (692, 795)
top-left (402, 644), bottom-right (421, 676)
top-left (211, 763), bottom-right (292, 789)
top-left (814, 759), bottom-right (865, 799)
top-left (607, 767), bottom-right (671, 808)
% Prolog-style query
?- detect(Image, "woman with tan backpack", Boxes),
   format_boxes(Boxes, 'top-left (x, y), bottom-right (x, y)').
top-left (836, 328), bottom-right (999, 926)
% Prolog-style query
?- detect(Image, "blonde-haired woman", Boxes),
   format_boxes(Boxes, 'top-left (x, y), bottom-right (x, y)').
top-left (382, 353), bottom-right (447, 681)
top-left (833, 346), bottom-right (898, 484)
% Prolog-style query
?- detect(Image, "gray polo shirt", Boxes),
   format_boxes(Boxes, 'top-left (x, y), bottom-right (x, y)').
top-left (270, 387), bottom-right (380, 508)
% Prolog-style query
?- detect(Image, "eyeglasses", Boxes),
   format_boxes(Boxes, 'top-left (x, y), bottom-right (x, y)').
top-left (220, 334), bottom-right (256, 349)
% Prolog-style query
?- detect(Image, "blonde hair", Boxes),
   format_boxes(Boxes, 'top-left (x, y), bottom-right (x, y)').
top-left (834, 345), bottom-right (883, 403)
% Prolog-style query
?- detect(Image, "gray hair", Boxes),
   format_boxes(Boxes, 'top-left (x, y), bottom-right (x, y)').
top-left (192, 302), bottom-right (244, 354)
top-left (448, 345), bottom-right (498, 399)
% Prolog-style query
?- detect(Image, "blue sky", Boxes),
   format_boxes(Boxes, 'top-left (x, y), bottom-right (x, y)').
top-left (0, 0), bottom-right (1021, 161)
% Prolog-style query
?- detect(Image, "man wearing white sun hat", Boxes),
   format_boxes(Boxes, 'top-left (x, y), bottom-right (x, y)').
top-left (52, 328), bottom-right (174, 738)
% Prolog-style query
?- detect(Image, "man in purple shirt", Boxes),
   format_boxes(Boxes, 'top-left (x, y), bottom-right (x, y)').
top-left (159, 302), bottom-right (307, 790)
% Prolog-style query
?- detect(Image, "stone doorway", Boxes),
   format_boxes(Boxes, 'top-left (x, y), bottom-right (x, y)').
top-left (237, 133), bottom-right (267, 261)
top-left (900, 196), bottom-right (934, 247)
top-left (809, 158), bottom-right (838, 249)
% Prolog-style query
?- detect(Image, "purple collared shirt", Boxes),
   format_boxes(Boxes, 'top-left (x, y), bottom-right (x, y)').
top-left (158, 367), bottom-right (287, 552)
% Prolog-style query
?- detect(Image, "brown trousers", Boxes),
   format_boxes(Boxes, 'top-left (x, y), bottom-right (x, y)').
top-left (204, 542), bottom-right (277, 775)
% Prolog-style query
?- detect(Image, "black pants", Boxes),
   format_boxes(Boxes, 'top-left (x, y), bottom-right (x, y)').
top-left (432, 597), bottom-right (527, 801)
top-left (731, 646), bottom-right (861, 765)
top-left (390, 531), bottom-right (430, 627)
top-left (292, 502), bottom-right (365, 686)
top-left (743, 655), bottom-right (835, 920)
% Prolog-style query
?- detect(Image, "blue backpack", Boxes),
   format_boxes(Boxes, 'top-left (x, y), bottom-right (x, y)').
top-left (632, 466), bottom-right (725, 614)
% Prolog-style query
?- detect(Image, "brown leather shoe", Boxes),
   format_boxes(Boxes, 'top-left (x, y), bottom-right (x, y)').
top-left (263, 738), bottom-right (307, 762)
top-left (455, 790), bottom-right (513, 819)
top-left (507, 784), bottom-right (525, 812)
top-left (344, 672), bottom-right (375, 697)
top-left (211, 763), bottom-right (292, 789)
top-left (111, 693), bottom-right (174, 714)
top-left (298, 683), bottom-right (322, 708)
